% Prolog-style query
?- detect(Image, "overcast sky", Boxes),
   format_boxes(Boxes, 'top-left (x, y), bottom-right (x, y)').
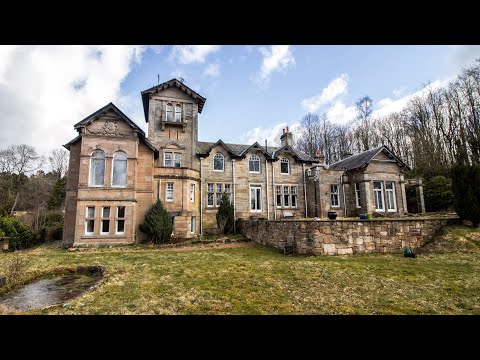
top-left (1, 45), bottom-right (479, 167)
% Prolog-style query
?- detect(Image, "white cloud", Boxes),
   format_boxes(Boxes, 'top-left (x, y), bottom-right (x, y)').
top-left (373, 79), bottom-right (448, 118)
top-left (170, 45), bottom-right (220, 64)
top-left (254, 45), bottom-right (295, 86)
top-left (0, 45), bottom-right (18, 84)
top-left (0, 45), bottom-right (146, 164)
top-left (392, 86), bottom-right (407, 97)
top-left (203, 63), bottom-right (220, 77)
top-left (240, 122), bottom-right (301, 147)
top-left (326, 101), bottom-right (356, 124)
top-left (448, 45), bottom-right (480, 74)
top-left (301, 73), bottom-right (349, 113)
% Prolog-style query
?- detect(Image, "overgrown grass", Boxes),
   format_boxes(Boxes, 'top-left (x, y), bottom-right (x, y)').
top-left (1, 226), bottom-right (480, 314)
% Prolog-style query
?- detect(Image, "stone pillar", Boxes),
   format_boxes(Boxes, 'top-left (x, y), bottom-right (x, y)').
top-left (399, 174), bottom-right (407, 214)
top-left (362, 181), bottom-right (373, 213)
top-left (416, 179), bottom-right (426, 213)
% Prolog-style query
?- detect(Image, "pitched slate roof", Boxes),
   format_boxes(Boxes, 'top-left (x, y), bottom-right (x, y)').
top-left (196, 141), bottom-right (316, 162)
top-left (141, 78), bottom-right (207, 122)
top-left (65, 102), bottom-right (158, 158)
top-left (328, 145), bottom-right (410, 170)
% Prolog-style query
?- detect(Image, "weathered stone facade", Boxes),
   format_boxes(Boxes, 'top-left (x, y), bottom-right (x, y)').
top-left (63, 78), bottom-right (419, 246)
top-left (237, 217), bottom-right (460, 255)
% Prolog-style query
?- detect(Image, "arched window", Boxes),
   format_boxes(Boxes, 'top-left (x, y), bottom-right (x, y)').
top-left (280, 158), bottom-right (289, 175)
top-left (175, 104), bottom-right (182, 122)
top-left (89, 150), bottom-right (105, 186)
top-left (112, 151), bottom-right (127, 187)
top-left (166, 103), bottom-right (173, 122)
top-left (249, 155), bottom-right (260, 173)
top-left (213, 153), bottom-right (224, 171)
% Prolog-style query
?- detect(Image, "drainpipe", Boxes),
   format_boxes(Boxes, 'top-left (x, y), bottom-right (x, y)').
top-left (272, 157), bottom-right (276, 220)
top-left (232, 158), bottom-right (236, 233)
top-left (302, 162), bottom-right (308, 218)
top-left (200, 157), bottom-right (203, 235)
top-left (265, 158), bottom-right (269, 220)
top-left (341, 171), bottom-right (347, 217)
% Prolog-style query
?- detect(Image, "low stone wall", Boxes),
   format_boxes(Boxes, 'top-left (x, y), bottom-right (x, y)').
top-left (237, 217), bottom-right (460, 256)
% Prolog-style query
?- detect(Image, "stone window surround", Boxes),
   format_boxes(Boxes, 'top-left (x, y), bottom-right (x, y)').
top-left (207, 182), bottom-right (232, 208)
top-left (249, 184), bottom-right (262, 212)
top-left (164, 151), bottom-right (182, 167)
top-left (275, 184), bottom-right (298, 209)
top-left (213, 153), bottom-right (225, 172)
top-left (165, 102), bottom-right (184, 123)
top-left (330, 184), bottom-right (340, 208)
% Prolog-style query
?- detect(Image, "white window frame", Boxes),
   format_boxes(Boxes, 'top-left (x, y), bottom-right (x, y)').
top-left (166, 103), bottom-right (173, 122)
top-left (373, 181), bottom-right (385, 212)
top-left (116, 206), bottom-right (126, 235)
top-left (331, 184), bottom-right (340, 208)
top-left (249, 185), bottom-right (262, 212)
top-left (291, 186), bottom-right (297, 208)
top-left (89, 150), bottom-right (105, 187)
top-left (280, 158), bottom-right (290, 175)
top-left (164, 152), bottom-right (173, 167)
top-left (85, 206), bottom-right (95, 235)
top-left (207, 183), bottom-right (214, 207)
top-left (283, 185), bottom-right (290, 208)
top-left (112, 151), bottom-right (127, 187)
top-left (101, 206), bottom-right (110, 235)
top-left (249, 155), bottom-right (260, 173)
top-left (276, 185), bottom-right (282, 208)
top-left (385, 181), bottom-right (397, 212)
top-left (355, 182), bottom-right (361, 208)
top-left (216, 183), bottom-right (223, 207)
top-left (190, 183), bottom-right (195, 203)
top-left (166, 182), bottom-right (174, 202)
top-left (224, 183), bottom-right (232, 203)
top-left (174, 153), bottom-right (181, 168)
top-left (174, 104), bottom-right (182, 122)
top-left (164, 152), bottom-right (182, 167)
top-left (213, 153), bottom-right (225, 172)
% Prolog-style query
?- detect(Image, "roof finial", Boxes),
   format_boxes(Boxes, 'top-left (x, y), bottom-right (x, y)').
top-left (157, 74), bottom-right (160, 85)
top-left (179, 77), bottom-right (185, 83)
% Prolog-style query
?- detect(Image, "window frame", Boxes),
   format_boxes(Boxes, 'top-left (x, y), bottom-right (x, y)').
top-left (276, 185), bottom-right (282, 208)
top-left (166, 103), bottom-right (173, 122)
top-left (355, 182), bottom-right (362, 208)
top-left (85, 206), bottom-right (95, 235)
top-left (249, 155), bottom-right (261, 173)
top-left (207, 183), bottom-right (214, 207)
top-left (101, 206), bottom-right (110, 235)
top-left (174, 104), bottom-right (182, 122)
top-left (166, 182), bottom-right (174, 202)
top-left (330, 184), bottom-right (340, 208)
top-left (190, 183), bottom-right (195, 203)
top-left (280, 158), bottom-right (290, 175)
top-left (112, 151), bottom-right (127, 188)
top-left (213, 153), bottom-right (225, 172)
top-left (291, 186), bottom-right (298, 208)
top-left (116, 206), bottom-right (126, 235)
top-left (249, 185), bottom-right (262, 212)
top-left (373, 181), bottom-right (385, 212)
top-left (385, 181), bottom-right (397, 212)
top-left (89, 150), bottom-right (106, 187)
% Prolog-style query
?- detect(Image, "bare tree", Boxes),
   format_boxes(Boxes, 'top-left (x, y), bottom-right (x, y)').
top-left (48, 148), bottom-right (69, 179)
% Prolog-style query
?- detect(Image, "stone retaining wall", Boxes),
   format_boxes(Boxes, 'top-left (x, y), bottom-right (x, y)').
top-left (237, 217), bottom-right (460, 255)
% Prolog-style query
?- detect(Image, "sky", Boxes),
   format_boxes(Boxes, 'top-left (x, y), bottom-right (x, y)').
top-left (1, 45), bottom-right (480, 169)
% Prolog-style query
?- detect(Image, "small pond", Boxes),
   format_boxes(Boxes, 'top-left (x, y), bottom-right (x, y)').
top-left (0, 266), bottom-right (103, 313)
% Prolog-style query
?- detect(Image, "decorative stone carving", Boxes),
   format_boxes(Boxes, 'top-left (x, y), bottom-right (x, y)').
top-left (87, 119), bottom-right (129, 137)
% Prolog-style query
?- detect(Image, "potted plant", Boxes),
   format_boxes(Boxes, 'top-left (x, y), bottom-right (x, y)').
top-left (366, 213), bottom-right (372, 220)
top-left (327, 211), bottom-right (337, 220)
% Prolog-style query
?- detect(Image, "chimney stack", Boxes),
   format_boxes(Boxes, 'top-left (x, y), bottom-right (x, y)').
top-left (280, 126), bottom-right (293, 147)
top-left (315, 149), bottom-right (326, 164)
top-left (342, 152), bottom-right (353, 159)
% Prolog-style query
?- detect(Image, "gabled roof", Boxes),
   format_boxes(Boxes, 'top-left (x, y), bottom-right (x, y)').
top-left (141, 78), bottom-right (207, 122)
top-left (196, 141), bottom-right (316, 163)
top-left (65, 102), bottom-right (159, 158)
top-left (328, 145), bottom-right (410, 171)
top-left (74, 102), bottom-right (145, 136)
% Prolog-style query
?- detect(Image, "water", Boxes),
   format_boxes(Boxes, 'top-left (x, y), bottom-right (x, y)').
top-left (0, 273), bottom-right (101, 312)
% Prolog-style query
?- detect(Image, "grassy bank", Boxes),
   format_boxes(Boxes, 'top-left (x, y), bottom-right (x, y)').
top-left (1, 226), bottom-right (480, 315)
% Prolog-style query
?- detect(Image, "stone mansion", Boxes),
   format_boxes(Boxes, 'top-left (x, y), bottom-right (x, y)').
top-left (63, 78), bottom-right (413, 246)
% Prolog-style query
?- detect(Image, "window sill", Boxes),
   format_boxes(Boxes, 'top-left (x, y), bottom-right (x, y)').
top-left (81, 234), bottom-right (127, 239)
top-left (213, 169), bottom-right (224, 172)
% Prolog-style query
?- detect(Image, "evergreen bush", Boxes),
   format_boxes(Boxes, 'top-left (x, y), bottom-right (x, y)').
top-left (139, 200), bottom-right (173, 243)
top-left (452, 164), bottom-right (480, 226)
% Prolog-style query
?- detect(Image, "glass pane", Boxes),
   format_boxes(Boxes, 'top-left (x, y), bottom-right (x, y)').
top-left (374, 182), bottom-right (382, 189)
top-left (117, 206), bottom-right (125, 218)
top-left (117, 220), bottom-right (125, 233)
top-left (207, 183), bottom-right (214, 192)
top-left (281, 162), bottom-right (288, 173)
top-left (214, 156), bottom-right (223, 170)
top-left (216, 193), bottom-right (222, 206)
top-left (386, 182), bottom-right (393, 189)
top-left (224, 184), bottom-right (231, 192)
top-left (102, 207), bottom-right (110, 218)
top-left (208, 193), bottom-right (213, 205)
top-left (113, 159), bottom-right (127, 186)
top-left (291, 186), bottom-right (297, 194)
top-left (251, 188), bottom-right (256, 209)
top-left (102, 220), bottom-right (110, 233)
top-left (87, 207), bottom-right (95, 218)
top-left (277, 194), bottom-right (282, 207)
top-left (91, 158), bottom-right (105, 185)
top-left (284, 195), bottom-right (289, 207)
top-left (87, 220), bottom-right (94, 233)
top-left (292, 195), bottom-right (297, 207)
top-left (191, 217), bottom-right (195, 233)
top-left (283, 186), bottom-right (289, 194)
top-left (276, 186), bottom-right (281, 194)
top-left (216, 184), bottom-right (222, 193)
top-left (256, 188), bottom-right (261, 210)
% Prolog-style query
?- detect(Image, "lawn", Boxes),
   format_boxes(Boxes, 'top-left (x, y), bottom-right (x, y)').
top-left (1, 226), bottom-right (480, 315)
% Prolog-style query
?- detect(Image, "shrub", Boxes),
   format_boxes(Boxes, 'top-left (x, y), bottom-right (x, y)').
top-left (452, 164), bottom-right (480, 226)
top-left (45, 211), bottom-right (64, 226)
top-left (139, 200), bottom-right (173, 243)
top-left (216, 193), bottom-right (234, 235)
top-left (2, 253), bottom-right (28, 286)
top-left (50, 223), bottom-right (63, 241)
top-left (0, 216), bottom-right (34, 250)
top-left (423, 176), bottom-right (454, 212)
top-left (0, 229), bottom-right (5, 237)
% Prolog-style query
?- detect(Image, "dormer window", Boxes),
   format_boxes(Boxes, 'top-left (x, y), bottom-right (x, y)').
top-left (175, 104), bottom-right (182, 122)
top-left (280, 158), bottom-right (290, 175)
top-left (213, 153), bottom-right (224, 171)
top-left (249, 155), bottom-right (260, 173)
top-left (166, 103), bottom-right (173, 122)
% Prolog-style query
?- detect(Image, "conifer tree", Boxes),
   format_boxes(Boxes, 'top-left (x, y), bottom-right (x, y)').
top-left (139, 200), bottom-right (173, 243)
top-left (216, 192), bottom-right (234, 235)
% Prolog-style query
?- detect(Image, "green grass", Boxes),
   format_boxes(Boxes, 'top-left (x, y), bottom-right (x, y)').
top-left (1, 226), bottom-right (480, 315)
